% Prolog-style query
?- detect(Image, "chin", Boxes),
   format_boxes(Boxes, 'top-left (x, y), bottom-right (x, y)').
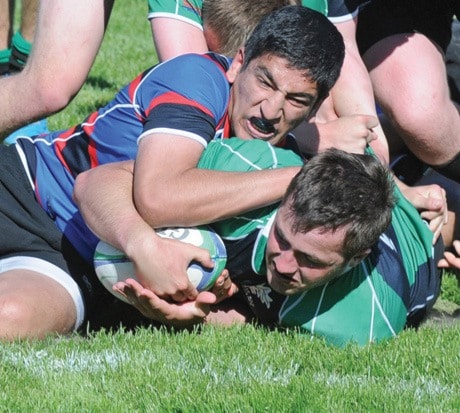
top-left (267, 273), bottom-right (299, 296)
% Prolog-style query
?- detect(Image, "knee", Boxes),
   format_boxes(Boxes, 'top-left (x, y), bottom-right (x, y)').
top-left (0, 292), bottom-right (74, 340)
top-left (0, 295), bottom-right (35, 340)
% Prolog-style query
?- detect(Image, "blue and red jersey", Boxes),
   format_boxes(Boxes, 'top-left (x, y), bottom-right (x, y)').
top-left (16, 52), bottom-right (233, 261)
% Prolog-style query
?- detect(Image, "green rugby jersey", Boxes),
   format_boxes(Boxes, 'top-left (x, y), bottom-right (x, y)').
top-left (147, 0), bottom-right (328, 30)
top-left (197, 138), bottom-right (440, 346)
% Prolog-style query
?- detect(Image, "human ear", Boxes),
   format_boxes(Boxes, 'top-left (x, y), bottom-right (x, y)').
top-left (226, 48), bottom-right (244, 83)
top-left (349, 249), bottom-right (371, 268)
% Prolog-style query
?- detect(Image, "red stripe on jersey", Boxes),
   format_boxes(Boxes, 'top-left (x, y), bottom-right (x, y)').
top-left (54, 126), bottom-right (80, 173)
top-left (128, 73), bottom-right (143, 102)
top-left (218, 112), bottom-right (231, 138)
top-left (79, 111), bottom-right (100, 169)
top-left (144, 91), bottom-right (214, 118)
top-left (128, 73), bottom-right (145, 122)
top-left (82, 112), bottom-right (99, 136)
top-left (202, 54), bottom-right (228, 76)
top-left (88, 138), bottom-right (99, 168)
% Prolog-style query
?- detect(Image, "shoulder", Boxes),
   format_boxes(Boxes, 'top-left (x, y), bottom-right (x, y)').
top-left (279, 263), bottom-right (407, 346)
top-left (132, 53), bottom-right (232, 103)
top-left (152, 53), bottom-right (231, 80)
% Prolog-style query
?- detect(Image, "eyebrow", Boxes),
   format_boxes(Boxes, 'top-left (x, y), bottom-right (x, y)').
top-left (276, 223), bottom-right (335, 267)
top-left (258, 66), bottom-right (316, 102)
top-left (301, 252), bottom-right (334, 267)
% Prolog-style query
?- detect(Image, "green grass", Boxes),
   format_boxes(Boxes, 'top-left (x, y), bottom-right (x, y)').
top-left (1, 324), bottom-right (459, 412)
top-left (47, 1), bottom-right (154, 129)
top-left (4, 1), bottom-right (459, 411)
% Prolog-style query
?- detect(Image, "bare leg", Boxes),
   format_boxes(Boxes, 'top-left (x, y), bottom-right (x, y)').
top-left (364, 33), bottom-right (460, 177)
top-left (19, 0), bottom-right (39, 42)
top-left (0, 270), bottom-right (77, 340)
top-left (0, 0), bottom-right (14, 74)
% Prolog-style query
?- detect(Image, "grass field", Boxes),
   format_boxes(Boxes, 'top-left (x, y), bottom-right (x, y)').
top-left (3, 1), bottom-right (460, 411)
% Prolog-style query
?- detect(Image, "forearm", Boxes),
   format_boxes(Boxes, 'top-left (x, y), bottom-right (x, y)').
top-left (150, 18), bottom-right (208, 62)
top-left (331, 19), bottom-right (390, 163)
top-left (75, 160), bottom-right (298, 249)
top-left (0, 0), bottom-right (113, 136)
top-left (133, 135), bottom-right (300, 228)
top-left (74, 160), bottom-right (153, 253)
top-left (135, 166), bottom-right (299, 228)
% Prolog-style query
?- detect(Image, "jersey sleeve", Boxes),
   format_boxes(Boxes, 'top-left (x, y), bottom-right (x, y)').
top-left (300, 0), bottom-right (328, 15)
top-left (147, 0), bottom-right (204, 30)
top-left (134, 54), bottom-right (231, 147)
top-left (326, 0), bottom-right (368, 23)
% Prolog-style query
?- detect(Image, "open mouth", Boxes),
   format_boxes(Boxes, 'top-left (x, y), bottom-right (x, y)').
top-left (249, 117), bottom-right (275, 135)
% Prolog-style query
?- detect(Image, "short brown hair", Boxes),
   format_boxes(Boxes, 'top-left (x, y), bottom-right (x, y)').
top-left (202, 0), bottom-right (300, 57)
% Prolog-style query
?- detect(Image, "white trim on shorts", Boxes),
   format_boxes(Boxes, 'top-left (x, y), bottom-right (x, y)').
top-left (0, 256), bottom-right (85, 330)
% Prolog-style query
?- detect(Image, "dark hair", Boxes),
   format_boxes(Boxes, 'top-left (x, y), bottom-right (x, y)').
top-left (282, 148), bottom-right (395, 260)
top-left (242, 5), bottom-right (345, 110)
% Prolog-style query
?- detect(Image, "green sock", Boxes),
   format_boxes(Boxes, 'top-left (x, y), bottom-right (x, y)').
top-left (9, 31), bottom-right (32, 71)
top-left (0, 48), bottom-right (11, 62)
top-left (0, 48), bottom-right (11, 74)
top-left (11, 31), bottom-right (32, 55)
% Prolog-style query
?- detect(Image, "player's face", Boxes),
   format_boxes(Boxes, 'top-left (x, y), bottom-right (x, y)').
top-left (226, 50), bottom-right (318, 146)
top-left (265, 203), bottom-right (351, 296)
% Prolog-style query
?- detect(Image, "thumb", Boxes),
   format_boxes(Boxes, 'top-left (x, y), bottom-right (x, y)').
top-left (190, 245), bottom-right (215, 270)
top-left (191, 291), bottom-right (216, 317)
top-left (196, 291), bottom-right (217, 306)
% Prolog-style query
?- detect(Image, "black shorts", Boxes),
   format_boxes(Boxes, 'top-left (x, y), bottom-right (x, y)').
top-left (356, 0), bottom-right (458, 55)
top-left (0, 144), bottom-right (151, 332)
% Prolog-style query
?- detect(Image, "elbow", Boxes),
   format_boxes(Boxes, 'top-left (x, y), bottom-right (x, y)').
top-left (134, 188), bottom-right (173, 228)
top-left (24, 68), bottom-right (83, 115)
top-left (73, 171), bottom-right (89, 207)
top-left (36, 83), bottom-right (79, 114)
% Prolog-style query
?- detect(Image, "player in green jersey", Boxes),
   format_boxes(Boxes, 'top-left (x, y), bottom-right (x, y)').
top-left (76, 137), bottom-right (453, 346)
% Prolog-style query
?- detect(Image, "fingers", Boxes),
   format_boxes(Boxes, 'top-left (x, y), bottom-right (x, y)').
top-left (170, 282), bottom-right (198, 303)
top-left (438, 250), bottom-right (460, 270)
top-left (116, 278), bottom-right (211, 325)
top-left (362, 114), bottom-right (379, 129)
top-left (211, 270), bottom-right (238, 303)
top-left (361, 115), bottom-right (378, 144)
top-left (452, 240), bottom-right (460, 254)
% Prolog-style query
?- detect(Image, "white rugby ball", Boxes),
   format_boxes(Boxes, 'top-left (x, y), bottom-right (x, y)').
top-left (93, 226), bottom-right (227, 303)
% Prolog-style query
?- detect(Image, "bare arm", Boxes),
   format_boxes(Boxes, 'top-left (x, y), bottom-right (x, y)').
top-left (74, 136), bottom-right (299, 299)
top-left (150, 17), bottom-right (208, 62)
top-left (134, 134), bottom-right (299, 228)
top-left (0, 0), bottom-right (114, 136)
top-left (74, 160), bottom-right (216, 301)
top-left (329, 17), bottom-right (390, 163)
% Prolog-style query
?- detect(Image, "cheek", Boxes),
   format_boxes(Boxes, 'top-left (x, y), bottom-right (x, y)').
top-left (298, 268), bottom-right (330, 288)
top-left (265, 234), bottom-right (279, 257)
top-left (285, 108), bottom-right (312, 127)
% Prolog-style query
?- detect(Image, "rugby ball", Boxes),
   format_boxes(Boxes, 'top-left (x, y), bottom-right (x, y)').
top-left (93, 226), bottom-right (227, 303)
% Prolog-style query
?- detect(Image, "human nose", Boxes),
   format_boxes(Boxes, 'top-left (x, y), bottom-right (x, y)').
top-left (261, 91), bottom-right (284, 121)
top-left (273, 250), bottom-right (297, 275)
